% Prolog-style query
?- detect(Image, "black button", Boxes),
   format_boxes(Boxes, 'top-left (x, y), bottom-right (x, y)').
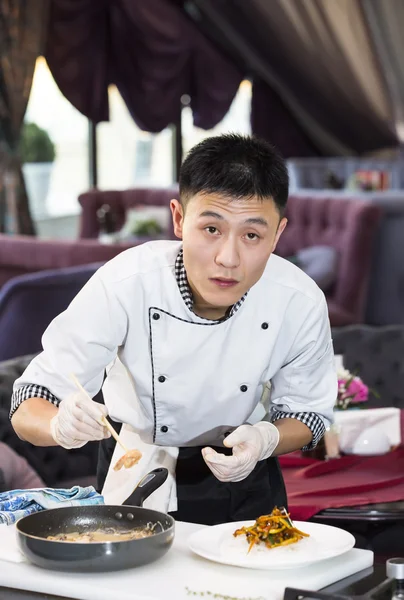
top-left (261, 322), bottom-right (269, 330)
top-left (240, 385), bottom-right (248, 392)
top-left (158, 375), bottom-right (166, 383)
top-left (224, 431), bottom-right (232, 438)
top-left (160, 425), bottom-right (168, 433)
top-left (153, 313), bottom-right (160, 320)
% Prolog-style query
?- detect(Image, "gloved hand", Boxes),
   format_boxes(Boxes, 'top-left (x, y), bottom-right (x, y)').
top-left (50, 391), bottom-right (111, 449)
top-left (201, 422), bottom-right (280, 483)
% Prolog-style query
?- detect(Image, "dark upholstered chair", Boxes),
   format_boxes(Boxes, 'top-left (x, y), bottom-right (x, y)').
top-left (0, 355), bottom-right (99, 488)
top-left (331, 325), bottom-right (404, 409)
top-left (313, 325), bottom-right (404, 555)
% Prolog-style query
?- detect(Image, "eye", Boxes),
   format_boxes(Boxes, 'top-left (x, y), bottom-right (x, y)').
top-left (245, 232), bottom-right (260, 240)
top-left (205, 226), bottom-right (219, 235)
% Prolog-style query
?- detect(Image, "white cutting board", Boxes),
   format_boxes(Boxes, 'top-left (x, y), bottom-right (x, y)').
top-left (0, 522), bottom-right (373, 600)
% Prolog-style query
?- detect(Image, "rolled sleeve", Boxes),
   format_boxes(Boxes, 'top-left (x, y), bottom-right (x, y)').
top-left (10, 384), bottom-right (60, 419)
top-left (270, 410), bottom-right (325, 451)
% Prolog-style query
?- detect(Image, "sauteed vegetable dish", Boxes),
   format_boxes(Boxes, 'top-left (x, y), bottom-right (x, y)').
top-left (233, 507), bottom-right (309, 552)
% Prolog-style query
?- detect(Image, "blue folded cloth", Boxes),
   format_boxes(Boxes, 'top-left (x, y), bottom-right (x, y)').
top-left (0, 486), bottom-right (104, 525)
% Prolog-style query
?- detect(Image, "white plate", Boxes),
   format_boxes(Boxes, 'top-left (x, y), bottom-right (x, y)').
top-left (188, 520), bottom-right (355, 570)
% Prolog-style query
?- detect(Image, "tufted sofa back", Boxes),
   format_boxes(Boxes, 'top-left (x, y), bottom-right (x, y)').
top-left (276, 195), bottom-right (382, 325)
top-left (332, 325), bottom-right (404, 409)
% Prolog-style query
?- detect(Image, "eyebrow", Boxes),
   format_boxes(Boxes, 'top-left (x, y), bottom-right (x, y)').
top-left (199, 210), bottom-right (269, 228)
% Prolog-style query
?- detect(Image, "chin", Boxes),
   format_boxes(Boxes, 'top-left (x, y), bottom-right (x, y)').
top-left (203, 287), bottom-right (244, 308)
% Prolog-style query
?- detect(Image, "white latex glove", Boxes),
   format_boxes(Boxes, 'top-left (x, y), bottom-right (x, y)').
top-left (202, 422), bottom-right (280, 483)
top-left (50, 391), bottom-right (111, 449)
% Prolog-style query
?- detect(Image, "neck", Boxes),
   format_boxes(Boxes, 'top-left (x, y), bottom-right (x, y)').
top-left (186, 272), bottom-right (230, 320)
top-left (193, 302), bottom-right (228, 321)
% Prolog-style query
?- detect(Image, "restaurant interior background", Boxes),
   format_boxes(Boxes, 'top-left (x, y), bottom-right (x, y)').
top-left (0, 0), bottom-right (403, 560)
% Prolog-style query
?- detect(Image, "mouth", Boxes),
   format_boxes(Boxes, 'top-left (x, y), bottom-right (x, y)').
top-left (210, 277), bottom-right (239, 288)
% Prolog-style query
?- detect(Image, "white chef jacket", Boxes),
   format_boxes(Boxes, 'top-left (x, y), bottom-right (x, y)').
top-left (13, 240), bottom-right (337, 448)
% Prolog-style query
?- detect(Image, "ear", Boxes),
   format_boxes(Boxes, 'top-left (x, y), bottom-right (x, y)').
top-left (170, 199), bottom-right (184, 239)
top-left (272, 217), bottom-right (287, 253)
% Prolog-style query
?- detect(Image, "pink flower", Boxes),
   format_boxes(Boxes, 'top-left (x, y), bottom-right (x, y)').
top-left (338, 379), bottom-right (346, 391)
top-left (340, 377), bottom-right (368, 404)
top-left (336, 369), bottom-right (371, 410)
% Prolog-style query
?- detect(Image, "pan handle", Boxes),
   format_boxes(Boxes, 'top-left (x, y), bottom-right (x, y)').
top-left (123, 468), bottom-right (169, 507)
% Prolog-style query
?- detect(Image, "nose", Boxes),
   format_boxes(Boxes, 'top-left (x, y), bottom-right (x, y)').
top-left (215, 236), bottom-right (240, 269)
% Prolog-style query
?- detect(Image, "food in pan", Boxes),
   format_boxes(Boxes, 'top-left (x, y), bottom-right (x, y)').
top-left (113, 448), bottom-right (142, 471)
top-left (233, 507), bottom-right (309, 552)
top-left (46, 524), bottom-right (157, 543)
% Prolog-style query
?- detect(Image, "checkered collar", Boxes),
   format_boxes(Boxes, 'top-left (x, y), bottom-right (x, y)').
top-left (174, 248), bottom-right (247, 321)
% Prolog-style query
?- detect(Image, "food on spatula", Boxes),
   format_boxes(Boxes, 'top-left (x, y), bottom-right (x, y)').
top-left (113, 449), bottom-right (142, 471)
top-left (233, 507), bottom-right (309, 552)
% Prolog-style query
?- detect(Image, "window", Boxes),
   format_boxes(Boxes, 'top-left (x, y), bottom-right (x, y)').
top-left (24, 68), bottom-right (252, 227)
top-left (97, 87), bottom-right (174, 190)
top-left (24, 57), bottom-right (89, 219)
top-left (182, 80), bottom-right (252, 156)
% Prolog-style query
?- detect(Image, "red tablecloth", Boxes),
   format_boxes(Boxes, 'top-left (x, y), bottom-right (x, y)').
top-left (279, 412), bottom-right (404, 521)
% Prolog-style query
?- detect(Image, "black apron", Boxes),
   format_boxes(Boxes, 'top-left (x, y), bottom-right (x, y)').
top-left (97, 422), bottom-right (287, 526)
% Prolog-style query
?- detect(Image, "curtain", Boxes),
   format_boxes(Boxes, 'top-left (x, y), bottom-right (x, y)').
top-left (44, 0), bottom-right (243, 132)
top-left (251, 79), bottom-right (320, 158)
top-left (186, 0), bottom-right (398, 157)
top-left (361, 0), bottom-right (404, 128)
top-left (0, 0), bottom-right (49, 235)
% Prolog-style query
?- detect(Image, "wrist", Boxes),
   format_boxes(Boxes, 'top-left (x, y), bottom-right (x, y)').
top-left (253, 421), bottom-right (280, 460)
top-left (11, 397), bottom-right (59, 446)
top-left (49, 414), bottom-right (70, 449)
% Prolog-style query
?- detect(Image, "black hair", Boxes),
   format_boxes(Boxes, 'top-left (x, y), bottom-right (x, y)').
top-left (179, 133), bottom-right (289, 214)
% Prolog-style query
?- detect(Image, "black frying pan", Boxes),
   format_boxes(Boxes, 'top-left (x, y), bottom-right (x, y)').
top-left (16, 468), bottom-right (175, 572)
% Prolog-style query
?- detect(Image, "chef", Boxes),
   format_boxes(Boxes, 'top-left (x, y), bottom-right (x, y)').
top-left (10, 133), bottom-right (337, 525)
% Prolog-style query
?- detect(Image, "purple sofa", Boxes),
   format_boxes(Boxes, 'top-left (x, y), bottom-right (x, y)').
top-left (0, 263), bottom-right (106, 361)
top-left (0, 235), bottom-right (134, 289)
top-left (78, 186), bottom-right (179, 240)
top-left (277, 195), bottom-right (381, 326)
top-left (0, 235), bottom-right (139, 362)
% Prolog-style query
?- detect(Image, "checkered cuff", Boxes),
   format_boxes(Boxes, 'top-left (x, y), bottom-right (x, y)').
top-left (270, 411), bottom-right (325, 451)
top-left (10, 384), bottom-right (60, 419)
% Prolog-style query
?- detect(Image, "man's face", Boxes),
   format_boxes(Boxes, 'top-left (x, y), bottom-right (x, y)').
top-left (170, 193), bottom-right (287, 316)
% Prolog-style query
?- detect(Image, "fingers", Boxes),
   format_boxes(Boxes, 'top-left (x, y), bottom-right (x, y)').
top-left (202, 448), bottom-right (240, 469)
top-left (61, 418), bottom-right (109, 441)
top-left (76, 395), bottom-right (107, 425)
top-left (204, 460), bottom-right (248, 482)
top-left (50, 415), bottom-right (94, 449)
top-left (202, 447), bottom-right (248, 482)
top-left (55, 391), bottom-right (111, 447)
top-left (50, 416), bottom-right (87, 449)
top-left (202, 435), bottom-right (259, 483)
top-left (223, 424), bottom-right (252, 448)
top-left (71, 404), bottom-right (107, 437)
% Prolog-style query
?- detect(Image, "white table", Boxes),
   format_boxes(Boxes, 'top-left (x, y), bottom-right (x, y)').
top-left (0, 522), bottom-right (373, 600)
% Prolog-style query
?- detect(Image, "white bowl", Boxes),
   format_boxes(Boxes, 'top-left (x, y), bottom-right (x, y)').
top-left (350, 426), bottom-right (391, 455)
